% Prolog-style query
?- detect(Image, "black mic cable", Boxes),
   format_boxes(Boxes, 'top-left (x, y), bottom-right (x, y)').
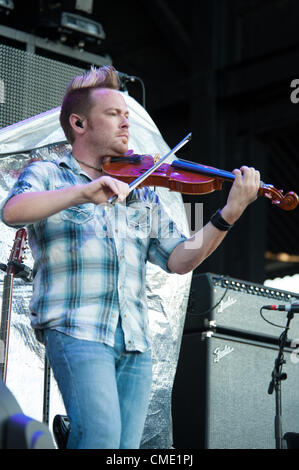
top-left (117, 71), bottom-right (146, 109)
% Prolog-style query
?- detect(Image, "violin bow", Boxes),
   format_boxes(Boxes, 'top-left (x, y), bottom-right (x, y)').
top-left (107, 132), bottom-right (192, 204)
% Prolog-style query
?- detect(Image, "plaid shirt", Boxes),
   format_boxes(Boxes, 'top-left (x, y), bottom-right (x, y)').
top-left (1, 152), bottom-right (186, 352)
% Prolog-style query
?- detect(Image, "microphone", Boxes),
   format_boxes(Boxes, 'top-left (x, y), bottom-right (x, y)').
top-left (262, 303), bottom-right (299, 313)
top-left (117, 71), bottom-right (137, 82)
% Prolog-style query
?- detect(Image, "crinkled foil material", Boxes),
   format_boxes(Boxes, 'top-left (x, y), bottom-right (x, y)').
top-left (0, 94), bottom-right (192, 448)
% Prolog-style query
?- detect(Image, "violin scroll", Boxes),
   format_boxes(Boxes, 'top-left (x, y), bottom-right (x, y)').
top-left (259, 184), bottom-right (299, 211)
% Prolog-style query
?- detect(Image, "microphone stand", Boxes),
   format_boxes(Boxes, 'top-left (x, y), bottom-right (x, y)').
top-left (268, 310), bottom-right (294, 449)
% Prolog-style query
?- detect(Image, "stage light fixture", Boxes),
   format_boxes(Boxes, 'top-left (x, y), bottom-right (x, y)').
top-left (0, 0), bottom-right (14, 14)
top-left (60, 11), bottom-right (105, 44)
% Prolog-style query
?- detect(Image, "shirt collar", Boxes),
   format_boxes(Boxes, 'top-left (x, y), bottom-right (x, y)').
top-left (57, 151), bottom-right (91, 178)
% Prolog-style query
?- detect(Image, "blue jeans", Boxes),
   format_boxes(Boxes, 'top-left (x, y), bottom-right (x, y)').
top-left (44, 319), bottom-right (152, 449)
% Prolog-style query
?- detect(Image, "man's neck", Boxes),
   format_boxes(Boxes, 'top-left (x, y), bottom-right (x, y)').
top-left (72, 140), bottom-right (106, 167)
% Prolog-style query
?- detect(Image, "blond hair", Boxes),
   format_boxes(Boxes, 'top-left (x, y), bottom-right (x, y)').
top-left (60, 65), bottom-right (120, 144)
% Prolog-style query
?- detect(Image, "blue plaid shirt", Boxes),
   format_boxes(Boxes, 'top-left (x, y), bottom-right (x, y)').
top-left (1, 152), bottom-right (186, 352)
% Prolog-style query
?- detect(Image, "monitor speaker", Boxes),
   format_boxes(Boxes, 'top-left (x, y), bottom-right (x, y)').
top-left (172, 330), bottom-right (299, 449)
top-left (183, 272), bottom-right (299, 339)
top-left (172, 273), bottom-right (299, 449)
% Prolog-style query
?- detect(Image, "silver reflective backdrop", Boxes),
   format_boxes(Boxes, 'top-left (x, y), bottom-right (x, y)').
top-left (0, 93), bottom-right (192, 448)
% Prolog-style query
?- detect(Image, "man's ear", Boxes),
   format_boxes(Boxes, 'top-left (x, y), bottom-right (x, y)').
top-left (69, 114), bottom-right (85, 133)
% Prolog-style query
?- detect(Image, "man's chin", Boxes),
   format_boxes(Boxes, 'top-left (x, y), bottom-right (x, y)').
top-left (112, 144), bottom-right (129, 156)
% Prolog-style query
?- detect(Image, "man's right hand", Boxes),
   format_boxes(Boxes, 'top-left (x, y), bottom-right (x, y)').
top-left (79, 175), bottom-right (130, 205)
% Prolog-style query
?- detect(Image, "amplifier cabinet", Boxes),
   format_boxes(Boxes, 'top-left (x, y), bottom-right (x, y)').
top-left (184, 273), bottom-right (299, 340)
top-left (172, 330), bottom-right (299, 449)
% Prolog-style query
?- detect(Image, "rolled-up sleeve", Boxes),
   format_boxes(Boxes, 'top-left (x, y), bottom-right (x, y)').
top-left (0, 161), bottom-right (49, 227)
top-left (147, 199), bottom-right (187, 273)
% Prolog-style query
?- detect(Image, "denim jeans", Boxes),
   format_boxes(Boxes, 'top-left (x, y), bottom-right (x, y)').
top-left (44, 319), bottom-right (152, 449)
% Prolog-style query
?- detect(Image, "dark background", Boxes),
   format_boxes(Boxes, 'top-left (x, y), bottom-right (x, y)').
top-left (1, 0), bottom-right (299, 285)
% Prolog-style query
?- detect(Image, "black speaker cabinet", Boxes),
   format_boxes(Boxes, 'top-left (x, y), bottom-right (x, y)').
top-left (184, 273), bottom-right (299, 340)
top-left (172, 330), bottom-right (299, 449)
top-left (172, 273), bottom-right (299, 449)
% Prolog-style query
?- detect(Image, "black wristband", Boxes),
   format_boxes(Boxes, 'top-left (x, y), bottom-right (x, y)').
top-left (210, 209), bottom-right (233, 231)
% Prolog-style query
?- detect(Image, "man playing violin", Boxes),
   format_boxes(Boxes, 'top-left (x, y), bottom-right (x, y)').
top-left (1, 65), bottom-right (260, 449)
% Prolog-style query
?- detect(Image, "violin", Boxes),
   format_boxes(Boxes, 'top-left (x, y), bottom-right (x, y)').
top-left (103, 133), bottom-right (298, 211)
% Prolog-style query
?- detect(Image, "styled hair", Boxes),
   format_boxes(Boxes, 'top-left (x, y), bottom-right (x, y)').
top-left (60, 65), bottom-right (120, 144)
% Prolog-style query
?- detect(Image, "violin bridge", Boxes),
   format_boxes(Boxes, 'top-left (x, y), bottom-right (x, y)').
top-left (154, 153), bottom-right (160, 164)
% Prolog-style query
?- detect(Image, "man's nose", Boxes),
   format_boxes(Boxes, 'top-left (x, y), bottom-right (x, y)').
top-left (121, 115), bottom-right (130, 127)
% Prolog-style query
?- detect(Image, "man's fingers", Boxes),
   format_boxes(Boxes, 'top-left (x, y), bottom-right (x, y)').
top-left (99, 176), bottom-right (130, 201)
top-left (233, 166), bottom-right (260, 185)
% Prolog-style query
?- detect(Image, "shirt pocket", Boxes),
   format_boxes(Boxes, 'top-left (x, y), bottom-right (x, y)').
top-left (61, 204), bottom-right (95, 224)
top-left (54, 184), bottom-right (95, 225)
top-left (126, 202), bottom-right (151, 237)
